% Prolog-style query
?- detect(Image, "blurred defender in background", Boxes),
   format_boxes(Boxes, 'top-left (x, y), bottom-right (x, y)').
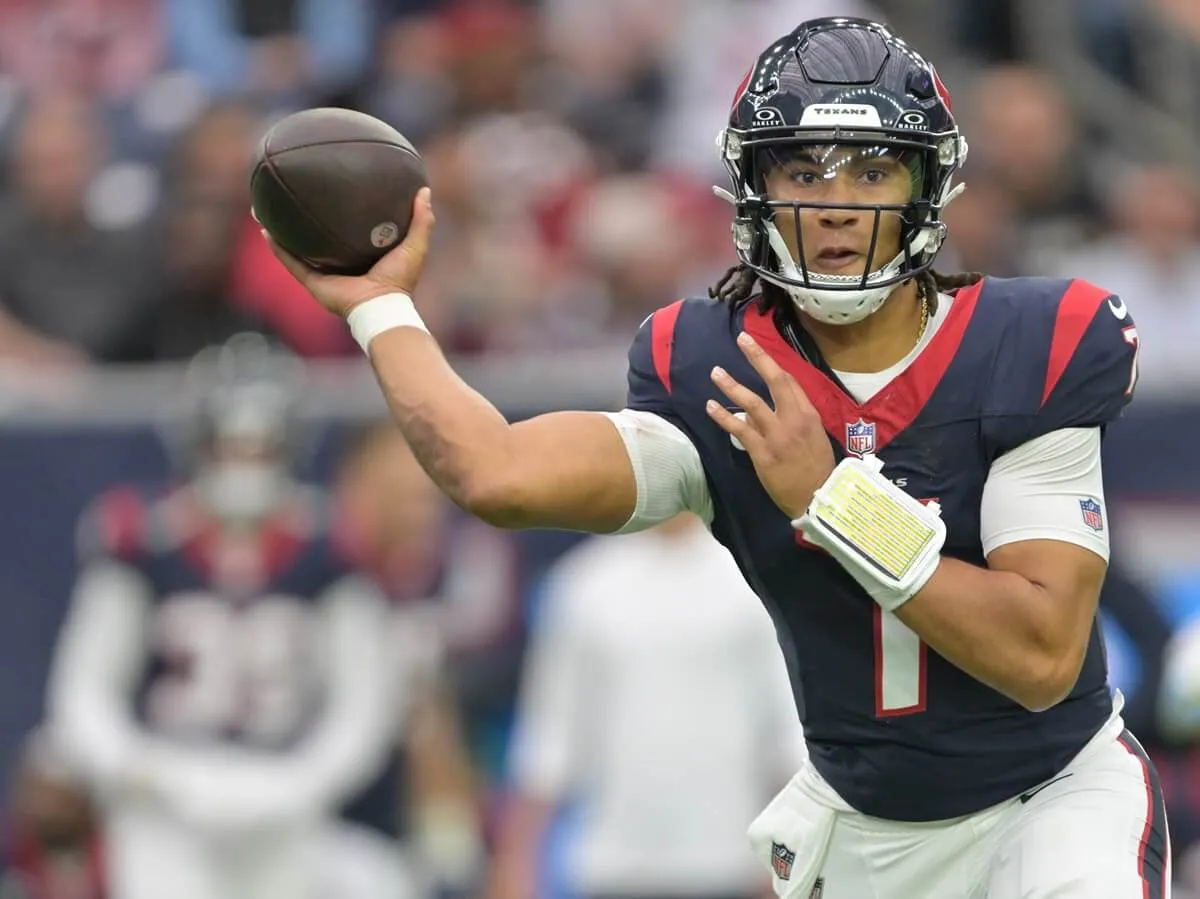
top-left (44, 335), bottom-right (414, 899)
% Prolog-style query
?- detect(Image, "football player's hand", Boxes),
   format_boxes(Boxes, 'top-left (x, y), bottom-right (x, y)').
top-left (706, 332), bottom-right (835, 520)
top-left (264, 187), bottom-right (435, 317)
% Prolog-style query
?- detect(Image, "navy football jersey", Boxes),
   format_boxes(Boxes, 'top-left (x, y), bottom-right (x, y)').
top-left (626, 277), bottom-right (1138, 821)
top-left (80, 485), bottom-right (369, 751)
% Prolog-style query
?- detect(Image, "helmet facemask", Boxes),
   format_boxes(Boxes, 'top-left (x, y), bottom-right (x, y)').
top-left (721, 129), bottom-right (966, 325)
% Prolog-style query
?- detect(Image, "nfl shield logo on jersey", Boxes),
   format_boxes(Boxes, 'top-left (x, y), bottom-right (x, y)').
top-left (845, 418), bottom-right (876, 457)
top-left (771, 842), bottom-right (796, 880)
top-left (1079, 498), bottom-right (1104, 532)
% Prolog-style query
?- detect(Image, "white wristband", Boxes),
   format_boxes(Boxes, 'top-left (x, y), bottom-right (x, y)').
top-left (794, 454), bottom-right (945, 612)
top-left (346, 292), bottom-right (429, 353)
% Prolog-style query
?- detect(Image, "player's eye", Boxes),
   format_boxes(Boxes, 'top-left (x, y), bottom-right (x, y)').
top-left (860, 168), bottom-right (890, 185)
top-left (789, 169), bottom-right (822, 186)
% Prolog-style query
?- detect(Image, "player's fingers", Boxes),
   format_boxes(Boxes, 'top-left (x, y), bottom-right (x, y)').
top-left (705, 400), bottom-right (764, 451)
top-left (262, 230), bottom-right (315, 289)
top-left (372, 188), bottom-right (435, 293)
top-left (710, 365), bottom-right (776, 430)
top-left (735, 332), bottom-right (805, 413)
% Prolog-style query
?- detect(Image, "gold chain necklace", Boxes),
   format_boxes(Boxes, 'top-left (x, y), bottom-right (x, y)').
top-left (918, 292), bottom-right (930, 340)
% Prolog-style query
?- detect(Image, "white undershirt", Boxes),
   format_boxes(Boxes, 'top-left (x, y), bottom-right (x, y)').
top-left (604, 294), bottom-right (1110, 562)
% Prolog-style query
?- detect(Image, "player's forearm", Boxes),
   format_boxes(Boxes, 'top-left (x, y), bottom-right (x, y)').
top-left (47, 562), bottom-right (152, 795)
top-left (896, 556), bottom-right (1082, 711)
top-left (367, 327), bottom-right (637, 532)
top-left (366, 326), bottom-right (516, 517)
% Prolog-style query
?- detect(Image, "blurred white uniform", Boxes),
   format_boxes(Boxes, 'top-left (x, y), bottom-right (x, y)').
top-left (509, 517), bottom-right (806, 897)
top-left (45, 494), bottom-right (417, 899)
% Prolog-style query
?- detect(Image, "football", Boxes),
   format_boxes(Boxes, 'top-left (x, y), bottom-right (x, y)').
top-left (250, 107), bottom-right (429, 276)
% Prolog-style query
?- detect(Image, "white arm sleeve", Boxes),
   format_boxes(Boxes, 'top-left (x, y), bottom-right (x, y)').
top-left (46, 560), bottom-right (152, 797)
top-left (149, 577), bottom-right (400, 830)
top-left (980, 427), bottom-right (1109, 561)
top-left (602, 409), bottom-right (713, 531)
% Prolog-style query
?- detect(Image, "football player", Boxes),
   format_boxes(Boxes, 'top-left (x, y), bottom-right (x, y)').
top-left (46, 335), bottom-right (412, 899)
top-left (266, 18), bottom-right (1167, 899)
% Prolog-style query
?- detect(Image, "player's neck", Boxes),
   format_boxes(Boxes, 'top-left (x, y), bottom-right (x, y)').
top-left (799, 281), bottom-right (925, 374)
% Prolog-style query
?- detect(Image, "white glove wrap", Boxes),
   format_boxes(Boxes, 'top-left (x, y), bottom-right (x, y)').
top-left (794, 454), bottom-right (945, 612)
top-left (347, 292), bottom-right (429, 353)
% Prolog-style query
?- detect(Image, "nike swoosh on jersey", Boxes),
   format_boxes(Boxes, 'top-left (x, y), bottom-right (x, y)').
top-left (1108, 295), bottom-right (1128, 320)
top-left (1018, 773), bottom-right (1074, 803)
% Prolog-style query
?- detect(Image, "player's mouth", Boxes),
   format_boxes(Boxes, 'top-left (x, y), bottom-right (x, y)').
top-left (811, 247), bottom-right (864, 273)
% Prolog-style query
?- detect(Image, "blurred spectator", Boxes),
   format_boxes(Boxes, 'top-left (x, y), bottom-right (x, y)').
top-left (159, 100), bottom-right (355, 357)
top-left (949, 0), bottom-right (1022, 63)
top-left (46, 336), bottom-right (407, 899)
top-left (165, 100), bottom-right (261, 201)
top-left (0, 728), bottom-right (105, 899)
top-left (490, 514), bottom-right (805, 899)
top-left (1099, 563), bottom-right (1177, 747)
top-left (1051, 164), bottom-right (1200, 395)
top-left (0, 90), bottom-right (160, 364)
top-left (147, 189), bottom-right (272, 360)
top-left (0, 0), bottom-right (163, 102)
top-left (363, 3), bottom-right (454, 146)
top-left (438, 0), bottom-right (538, 119)
top-left (963, 64), bottom-right (1105, 272)
top-left (413, 113), bottom-right (599, 352)
top-left (537, 0), bottom-right (675, 170)
top-left (163, 0), bottom-right (371, 109)
top-left (335, 421), bottom-right (490, 896)
top-left (1082, 0), bottom-right (1200, 97)
top-left (334, 422), bottom-right (525, 789)
top-left (651, 0), bottom-right (883, 182)
top-left (560, 174), bottom-right (727, 342)
top-left (938, 170), bottom-right (1026, 278)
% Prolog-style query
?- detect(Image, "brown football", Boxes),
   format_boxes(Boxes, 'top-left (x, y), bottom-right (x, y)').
top-left (250, 107), bottom-right (428, 276)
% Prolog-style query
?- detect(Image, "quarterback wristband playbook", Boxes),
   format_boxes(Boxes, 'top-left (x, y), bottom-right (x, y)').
top-left (347, 292), bottom-right (429, 353)
top-left (795, 454), bottom-right (945, 612)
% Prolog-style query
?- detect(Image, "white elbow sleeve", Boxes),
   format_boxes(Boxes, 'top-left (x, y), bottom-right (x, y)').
top-left (602, 409), bottom-right (713, 531)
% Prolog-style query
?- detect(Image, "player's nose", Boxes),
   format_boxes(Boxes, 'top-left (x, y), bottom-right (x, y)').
top-left (817, 202), bottom-right (860, 228)
top-left (816, 176), bottom-right (862, 227)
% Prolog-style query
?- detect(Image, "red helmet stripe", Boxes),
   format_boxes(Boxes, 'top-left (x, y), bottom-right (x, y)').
top-left (931, 66), bottom-right (953, 112)
top-left (730, 65), bottom-right (753, 112)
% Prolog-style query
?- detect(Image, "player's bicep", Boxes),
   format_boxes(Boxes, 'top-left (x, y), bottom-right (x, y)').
top-left (496, 410), bottom-right (640, 532)
top-left (498, 409), bottom-right (709, 534)
top-left (980, 428), bottom-right (1109, 656)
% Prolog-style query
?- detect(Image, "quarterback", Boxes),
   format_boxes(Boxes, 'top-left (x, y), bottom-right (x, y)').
top-left (269, 18), bottom-right (1168, 899)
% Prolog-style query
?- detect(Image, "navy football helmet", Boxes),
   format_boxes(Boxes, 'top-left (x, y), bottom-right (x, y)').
top-left (717, 18), bottom-right (968, 324)
top-left (168, 333), bottom-right (309, 521)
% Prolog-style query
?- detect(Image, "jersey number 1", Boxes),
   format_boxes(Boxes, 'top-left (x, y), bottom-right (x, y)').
top-left (875, 606), bottom-right (927, 716)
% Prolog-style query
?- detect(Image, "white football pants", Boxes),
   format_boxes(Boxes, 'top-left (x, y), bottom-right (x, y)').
top-left (748, 707), bottom-right (1171, 899)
